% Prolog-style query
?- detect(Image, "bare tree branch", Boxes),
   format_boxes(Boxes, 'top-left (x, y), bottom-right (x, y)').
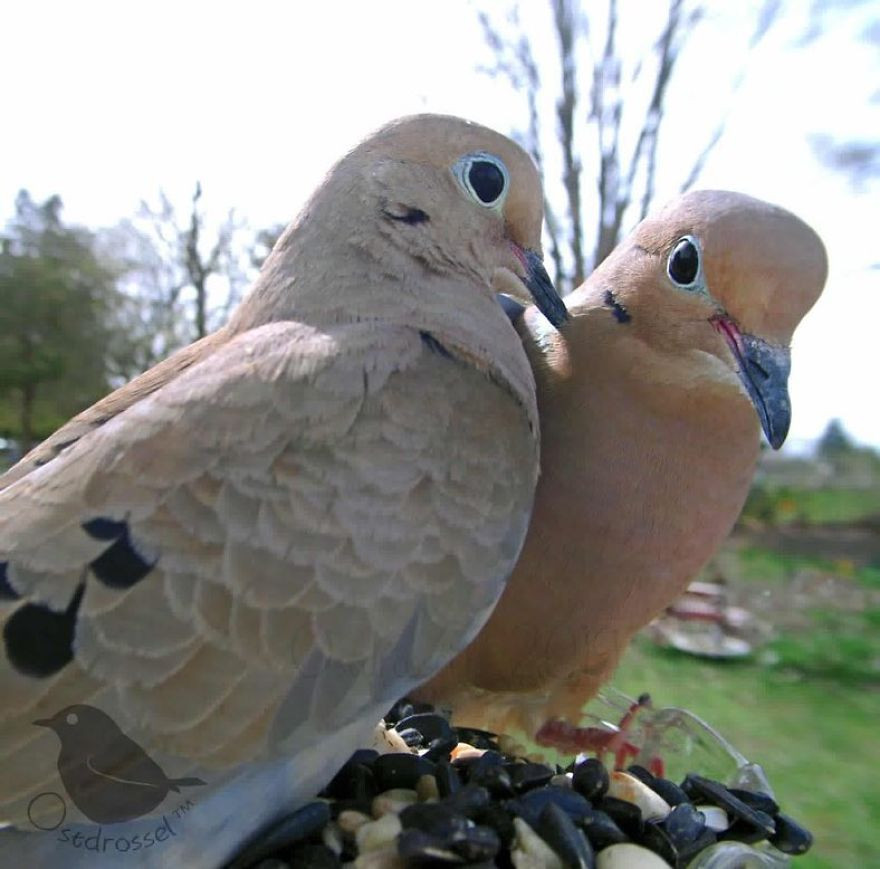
top-left (477, 7), bottom-right (567, 287)
top-left (680, 0), bottom-right (781, 193)
top-left (637, 0), bottom-right (689, 222)
top-left (122, 183), bottom-right (254, 362)
top-left (594, 0), bottom-right (624, 267)
top-left (679, 122), bottom-right (725, 193)
top-left (552, 0), bottom-right (586, 286)
top-left (476, 0), bottom-right (781, 283)
top-left (184, 182), bottom-right (208, 338)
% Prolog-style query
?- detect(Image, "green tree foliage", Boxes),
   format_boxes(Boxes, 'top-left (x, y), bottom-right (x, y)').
top-left (0, 191), bottom-right (123, 450)
top-left (817, 417), bottom-right (856, 457)
top-left (816, 417), bottom-right (880, 483)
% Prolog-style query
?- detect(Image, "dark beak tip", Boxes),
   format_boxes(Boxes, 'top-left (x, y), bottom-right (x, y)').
top-left (725, 329), bottom-right (792, 455)
top-left (768, 422), bottom-right (790, 451)
top-left (758, 402), bottom-right (790, 451)
top-left (521, 249), bottom-right (568, 329)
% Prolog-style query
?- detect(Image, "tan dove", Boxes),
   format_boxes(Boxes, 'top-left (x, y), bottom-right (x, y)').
top-left (0, 114), bottom-right (566, 867)
top-left (415, 190), bottom-right (827, 742)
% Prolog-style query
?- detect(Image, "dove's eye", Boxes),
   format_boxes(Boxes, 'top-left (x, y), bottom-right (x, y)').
top-left (455, 152), bottom-right (509, 208)
top-left (66, 713), bottom-right (78, 726)
top-left (667, 236), bottom-right (701, 288)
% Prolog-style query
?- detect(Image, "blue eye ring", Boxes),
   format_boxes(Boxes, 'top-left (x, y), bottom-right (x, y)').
top-left (453, 152), bottom-right (509, 208)
top-left (667, 235), bottom-right (702, 288)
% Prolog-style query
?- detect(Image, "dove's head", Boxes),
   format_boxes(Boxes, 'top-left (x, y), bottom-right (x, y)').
top-left (355, 114), bottom-right (567, 327)
top-left (246, 114), bottom-right (566, 331)
top-left (585, 190), bottom-right (827, 449)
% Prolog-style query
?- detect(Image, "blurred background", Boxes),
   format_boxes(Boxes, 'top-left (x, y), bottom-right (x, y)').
top-left (1, 1), bottom-right (877, 865)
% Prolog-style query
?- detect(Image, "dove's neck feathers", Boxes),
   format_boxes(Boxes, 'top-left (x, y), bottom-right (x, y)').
top-left (526, 287), bottom-right (761, 544)
top-left (230, 167), bottom-right (538, 428)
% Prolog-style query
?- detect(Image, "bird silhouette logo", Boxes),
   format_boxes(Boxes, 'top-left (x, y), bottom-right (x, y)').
top-left (33, 704), bottom-right (205, 824)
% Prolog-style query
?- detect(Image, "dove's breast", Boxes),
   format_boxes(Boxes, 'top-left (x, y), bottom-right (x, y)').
top-left (266, 331), bottom-right (540, 749)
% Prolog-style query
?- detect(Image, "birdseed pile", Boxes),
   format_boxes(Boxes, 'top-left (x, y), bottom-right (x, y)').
top-left (226, 701), bottom-right (812, 869)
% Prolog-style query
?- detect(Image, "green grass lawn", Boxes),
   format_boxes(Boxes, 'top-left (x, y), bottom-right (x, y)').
top-left (789, 487), bottom-right (880, 524)
top-left (610, 638), bottom-right (880, 868)
top-left (736, 546), bottom-right (880, 588)
top-left (743, 484), bottom-right (880, 526)
top-left (605, 537), bottom-right (880, 866)
top-left (734, 546), bottom-right (880, 685)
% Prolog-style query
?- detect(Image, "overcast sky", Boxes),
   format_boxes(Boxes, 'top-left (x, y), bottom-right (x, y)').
top-left (1, 0), bottom-right (877, 448)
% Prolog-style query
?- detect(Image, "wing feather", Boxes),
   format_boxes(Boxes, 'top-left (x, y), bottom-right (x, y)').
top-left (0, 319), bottom-right (536, 826)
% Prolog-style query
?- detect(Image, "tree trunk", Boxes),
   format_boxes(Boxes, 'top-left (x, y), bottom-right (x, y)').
top-left (195, 278), bottom-right (207, 339)
top-left (20, 383), bottom-right (36, 455)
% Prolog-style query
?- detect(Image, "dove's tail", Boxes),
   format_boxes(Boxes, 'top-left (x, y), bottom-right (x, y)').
top-left (168, 776), bottom-right (207, 792)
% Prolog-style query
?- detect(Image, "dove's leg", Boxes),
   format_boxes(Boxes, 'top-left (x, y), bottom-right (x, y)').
top-left (534, 693), bottom-right (664, 775)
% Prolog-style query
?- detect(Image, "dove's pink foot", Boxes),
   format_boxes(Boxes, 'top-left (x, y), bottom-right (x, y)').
top-left (534, 693), bottom-right (664, 776)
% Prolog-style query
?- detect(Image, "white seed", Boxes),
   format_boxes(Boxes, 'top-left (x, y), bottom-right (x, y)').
top-left (371, 788), bottom-right (418, 817)
top-left (371, 722), bottom-right (414, 754)
top-left (451, 742), bottom-right (483, 761)
top-left (415, 773), bottom-right (439, 802)
top-left (696, 804), bottom-right (730, 832)
top-left (511, 817), bottom-right (564, 869)
top-left (596, 843), bottom-right (673, 868)
top-left (550, 773), bottom-right (573, 788)
top-left (322, 821), bottom-right (344, 855)
top-left (337, 808), bottom-right (372, 835)
top-left (607, 771), bottom-right (671, 821)
top-left (355, 812), bottom-right (403, 853)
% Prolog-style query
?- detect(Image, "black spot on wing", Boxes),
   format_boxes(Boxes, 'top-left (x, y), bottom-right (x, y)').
top-left (82, 517), bottom-right (128, 541)
top-left (85, 519), bottom-right (156, 589)
top-left (3, 583), bottom-right (84, 677)
top-left (0, 562), bottom-right (19, 600)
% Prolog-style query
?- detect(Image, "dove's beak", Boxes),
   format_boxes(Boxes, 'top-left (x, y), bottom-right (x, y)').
top-left (511, 246), bottom-right (569, 329)
top-left (712, 316), bottom-right (792, 450)
top-left (33, 718), bottom-right (53, 727)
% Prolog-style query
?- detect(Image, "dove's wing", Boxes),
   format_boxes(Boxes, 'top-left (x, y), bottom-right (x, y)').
top-left (0, 319), bottom-right (537, 825)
